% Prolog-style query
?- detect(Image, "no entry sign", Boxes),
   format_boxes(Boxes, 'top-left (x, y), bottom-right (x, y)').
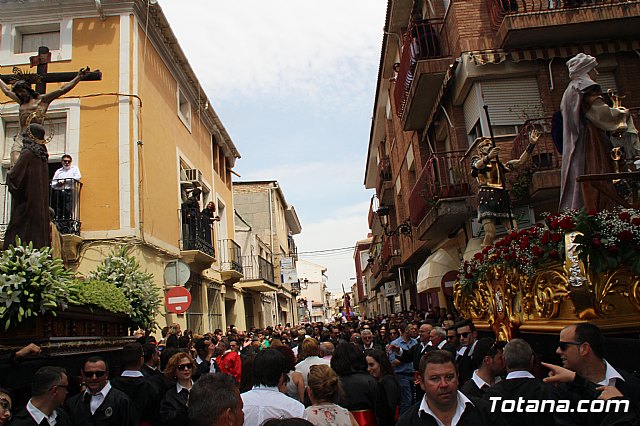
top-left (165, 287), bottom-right (192, 314)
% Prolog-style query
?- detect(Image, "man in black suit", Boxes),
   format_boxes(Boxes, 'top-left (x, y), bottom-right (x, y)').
top-left (483, 338), bottom-right (562, 425)
top-left (65, 356), bottom-right (136, 426)
top-left (141, 343), bottom-right (160, 378)
top-left (391, 323), bottom-right (434, 372)
top-left (10, 366), bottom-right (72, 426)
top-left (194, 338), bottom-right (218, 380)
top-left (460, 338), bottom-right (505, 399)
top-left (426, 327), bottom-right (457, 357)
top-left (361, 329), bottom-right (384, 352)
top-left (111, 343), bottom-right (161, 426)
top-left (543, 322), bottom-right (640, 426)
top-left (455, 320), bottom-right (478, 386)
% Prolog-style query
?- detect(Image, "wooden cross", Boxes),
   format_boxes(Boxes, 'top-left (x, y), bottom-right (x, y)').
top-left (0, 46), bottom-right (102, 93)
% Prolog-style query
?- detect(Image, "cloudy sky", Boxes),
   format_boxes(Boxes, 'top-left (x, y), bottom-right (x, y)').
top-left (160, 0), bottom-right (387, 294)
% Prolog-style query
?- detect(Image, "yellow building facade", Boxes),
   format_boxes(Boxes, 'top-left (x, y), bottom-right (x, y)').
top-left (0, 0), bottom-right (245, 335)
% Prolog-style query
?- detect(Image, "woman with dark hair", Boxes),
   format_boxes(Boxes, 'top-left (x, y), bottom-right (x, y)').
top-left (365, 349), bottom-right (400, 423)
top-left (160, 352), bottom-right (196, 426)
top-left (330, 343), bottom-right (383, 426)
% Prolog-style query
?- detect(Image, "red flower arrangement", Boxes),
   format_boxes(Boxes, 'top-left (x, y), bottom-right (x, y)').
top-left (459, 219), bottom-right (565, 293)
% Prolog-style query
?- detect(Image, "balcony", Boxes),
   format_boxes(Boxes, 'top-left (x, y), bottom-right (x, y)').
top-left (487, 0), bottom-right (640, 48)
top-left (376, 156), bottom-right (394, 205)
top-left (180, 208), bottom-right (215, 271)
top-left (237, 255), bottom-right (278, 293)
top-left (510, 117), bottom-right (562, 202)
top-left (218, 238), bottom-right (243, 284)
top-left (381, 235), bottom-right (402, 271)
top-left (288, 236), bottom-right (298, 261)
top-left (394, 18), bottom-right (452, 131)
top-left (408, 150), bottom-right (473, 248)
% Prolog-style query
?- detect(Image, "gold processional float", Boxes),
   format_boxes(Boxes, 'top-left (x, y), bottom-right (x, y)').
top-left (455, 91), bottom-right (640, 341)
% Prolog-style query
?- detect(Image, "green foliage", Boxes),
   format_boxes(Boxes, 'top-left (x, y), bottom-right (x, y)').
top-left (0, 238), bottom-right (78, 330)
top-left (75, 280), bottom-right (131, 315)
top-left (87, 246), bottom-right (161, 331)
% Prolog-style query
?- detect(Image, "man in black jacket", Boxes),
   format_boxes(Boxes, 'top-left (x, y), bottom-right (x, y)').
top-left (483, 338), bottom-right (563, 426)
top-left (426, 327), bottom-right (457, 357)
top-left (141, 343), bottom-right (160, 378)
top-left (460, 338), bottom-right (504, 399)
top-left (397, 350), bottom-right (506, 426)
top-left (65, 356), bottom-right (136, 426)
top-left (111, 343), bottom-right (161, 426)
top-left (10, 366), bottom-right (72, 426)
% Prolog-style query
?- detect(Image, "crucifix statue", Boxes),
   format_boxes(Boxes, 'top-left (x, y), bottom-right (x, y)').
top-left (0, 46), bottom-right (102, 166)
top-left (0, 46), bottom-right (101, 251)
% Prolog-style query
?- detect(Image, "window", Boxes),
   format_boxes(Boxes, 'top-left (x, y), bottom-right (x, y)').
top-left (1, 19), bottom-right (72, 66)
top-left (15, 23), bottom-right (61, 54)
top-left (177, 88), bottom-right (191, 129)
top-left (464, 77), bottom-right (542, 143)
top-left (3, 116), bottom-right (67, 163)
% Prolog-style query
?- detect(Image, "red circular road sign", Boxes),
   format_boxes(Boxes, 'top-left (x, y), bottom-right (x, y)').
top-left (165, 287), bottom-right (192, 314)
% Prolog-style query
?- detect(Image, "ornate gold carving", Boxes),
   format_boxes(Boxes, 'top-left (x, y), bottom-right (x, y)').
top-left (522, 266), bottom-right (568, 319)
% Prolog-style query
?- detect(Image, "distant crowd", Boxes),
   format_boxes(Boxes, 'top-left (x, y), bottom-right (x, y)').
top-left (1, 308), bottom-right (639, 425)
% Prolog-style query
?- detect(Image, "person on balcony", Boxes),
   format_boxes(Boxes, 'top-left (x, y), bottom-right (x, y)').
top-left (50, 154), bottom-right (82, 234)
top-left (471, 130), bottom-right (539, 247)
top-left (200, 201), bottom-right (220, 247)
top-left (559, 53), bottom-right (630, 212)
top-left (181, 188), bottom-right (201, 250)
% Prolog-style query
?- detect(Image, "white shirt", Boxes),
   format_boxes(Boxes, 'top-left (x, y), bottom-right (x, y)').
top-left (295, 356), bottom-right (331, 386)
top-left (471, 370), bottom-right (491, 390)
top-left (85, 382), bottom-right (112, 415)
top-left (51, 165), bottom-right (81, 189)
top-left (176, 380), bottom-right (193, 394)
top-left (597, 360), bottom-right (625, 387)
top-left (457, 340), bottom-right (478, 358)
top-left (26, 400), bottom-right (58, 426)
top-left (196, 355), bottom-right (217, 373)
top-left (506, 370), bottom-right (535, 380)
top-left (121, 370), bottom-right (144, 378)
top-left (418, 390), bottom-right (474, 426)
top-left (242, 386), bottom-right (306, 425)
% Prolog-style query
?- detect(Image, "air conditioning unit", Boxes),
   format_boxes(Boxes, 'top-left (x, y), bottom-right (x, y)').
top-left (184, 169), bottom-right (202, 183)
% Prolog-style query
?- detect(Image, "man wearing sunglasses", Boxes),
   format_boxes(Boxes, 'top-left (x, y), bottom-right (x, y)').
top-left (10, 366), bottom-right (72, 426)
top-left (65, 356), bottom-right (136, 426)
top-left (455, 321), bottom-right (478, 385)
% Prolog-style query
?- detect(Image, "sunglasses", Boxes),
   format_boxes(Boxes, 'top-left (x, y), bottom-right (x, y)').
top-left (558, 341), bottom-right (583, 351)
top-left (0, 398), bottom-right (11, 411)
top-left (83, 371), bottom-right (107, 378)
top-left (177, 363), bottom-right (193, 371)
top-left (458, 332), bottom-right (470, 338)
top-left (62, 160), bottom-right (71, 163)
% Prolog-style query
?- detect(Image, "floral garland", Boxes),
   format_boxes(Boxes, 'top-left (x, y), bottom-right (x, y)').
top-left (459, 208), bottom-right (640, 293)
top-left (551, 208), bottom-right (640, 276)
top-left (459, 219), bottom-right (565, 293)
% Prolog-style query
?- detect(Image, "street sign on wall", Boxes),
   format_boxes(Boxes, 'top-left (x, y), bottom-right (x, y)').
top-left (165, 286), bottom-right (192, 314)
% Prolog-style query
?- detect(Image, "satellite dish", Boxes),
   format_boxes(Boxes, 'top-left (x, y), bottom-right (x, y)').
top-left (164, 260), bottom-right (191, 286)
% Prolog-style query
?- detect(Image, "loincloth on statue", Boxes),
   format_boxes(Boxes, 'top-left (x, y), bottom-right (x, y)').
top-left (477, 187), bottom-right (512, 221)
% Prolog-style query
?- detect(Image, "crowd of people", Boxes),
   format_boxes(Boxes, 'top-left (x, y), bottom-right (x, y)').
top-left (1, 309), bottom-right (639, 426)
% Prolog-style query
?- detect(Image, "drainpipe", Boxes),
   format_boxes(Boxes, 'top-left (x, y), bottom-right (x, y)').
top-left (268, 185), bottom-right (279, 324)
top-left (94, 0), bottom-right (106, 21)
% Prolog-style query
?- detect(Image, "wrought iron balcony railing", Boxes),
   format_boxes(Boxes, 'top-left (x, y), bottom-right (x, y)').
top-left (241, 255), bottom-right (274, 283)
top-left (180, 207), bottom-right (215, 257)
top-left (50, 179), bottom-right (82, 235)
top-left (394, 18), bottom-right (449, 118)
top-left (219, 238), bottom-right (243, 274)
top-left (409, 150), bottom-right (472, 226)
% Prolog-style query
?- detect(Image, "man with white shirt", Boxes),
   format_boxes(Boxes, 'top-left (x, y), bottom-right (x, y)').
top-left (50, 154), bottom-right (81, 233)
top-left (242, 349), bottom-right (306, 425)
top-left (10, 366), bottom-right (72, 426)
top-left (460, 338), bottom-right (504, 399)
top-left (455, 321), bottom-right (478, 385)
top-left (65, 356), bottom-right (135, 426)
top-left (397, 350), bottom-right (504, 426)
top-left (361, 329), bottom-right (383, 352)
top-left (483, 339), bottom-right (562, 426)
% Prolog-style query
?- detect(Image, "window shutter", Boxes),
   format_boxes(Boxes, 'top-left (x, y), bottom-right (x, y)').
top-left (481, 77), bottom-right (542, 125)
top-left (597, 72), bottom-right (618, 94)
top-left (463, 84), bottom-right (482, 134)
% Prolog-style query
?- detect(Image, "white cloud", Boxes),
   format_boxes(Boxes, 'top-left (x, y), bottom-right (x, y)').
top-left (296, 203), bottom-right (371, 293)
top-left (159, 0), bottom-right (387, 101)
